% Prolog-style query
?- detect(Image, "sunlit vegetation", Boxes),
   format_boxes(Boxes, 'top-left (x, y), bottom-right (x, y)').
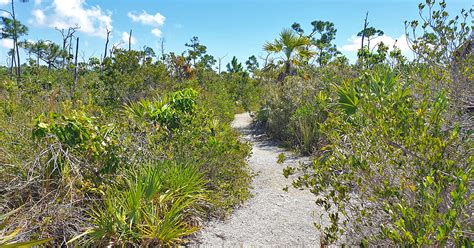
top-left (258, 1), bottom-right (473, 246)
top-left (0, 0), bottom-right (472, 246)
top-left (0, 6), bottom-right (256, 244)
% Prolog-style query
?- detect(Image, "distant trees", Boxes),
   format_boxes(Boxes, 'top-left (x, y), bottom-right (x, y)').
top-left (142, 46), bottom-right (156, 64)
top-left (245, 55), bottom-right (259, 72)
top-left (226, 56), bottom-right (243, 73)
top-left (185, 36), bottom-right (207, 66)
top-left (357, 13), bottom-right (384, 50)
top-left (0, 0), bottom-right (29, 77)
top-left (184, 36), bottom-right (216, 70)
top-left (292, 20), bottom-right (340, 66)
top-left (263, 20), bottom-right (342, 80)
top-left (356, 12), bottom-right (386, 67)
top-left (21, 40), bottom-right (69, 70)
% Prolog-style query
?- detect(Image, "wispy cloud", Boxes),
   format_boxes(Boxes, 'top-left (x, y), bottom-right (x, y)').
top-left (32, 9), bottom-right (45, 25)
top-left (128, 10), bottom-right (165, 38)
top-left (0, 38), bottom-right (13, 49)
top-left (121, 31), bottom-right (136, 45)
top-left (128, 11), bottom-right (165, 26)
top-left (151, 28), bottom-right (162, 38)
top-left (30, 0), bottom-right (113, 39)
top-left (340, 34), bottom-right (410, 53)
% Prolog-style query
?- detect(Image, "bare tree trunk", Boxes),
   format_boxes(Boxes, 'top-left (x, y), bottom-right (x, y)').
top-left (359, 11), bottom-right (369, 68)
top-left (361, 12), bottom-right (369, 50)
top-left (11, 0), bottom-right (21, 79)
top-left (62, 38), bottom-right (67, 68)
top-left (72, 37), bottom-right (79, 99)
top-left (128, 29), bottom-right (132, 51)
top-left (15, 38), bottom-right (21, 77)
top-left (217, 54), bottom-right (227, 74)
top-left (57, 25), bottom-right (79, 68)
top-left (160, 38), bottom-right (166, 63)
top-left (101, 27), bottom-right (111, 75)
top-left (103, 27), bottom-right (111, 60)
top-left (10, 47), bottom-right (15, 76)
top-left (37, 44), bottom-right (40, 68)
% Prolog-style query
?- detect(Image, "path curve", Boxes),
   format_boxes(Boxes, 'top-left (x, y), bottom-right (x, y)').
top-left (191, 113), bottom-right (323, 247)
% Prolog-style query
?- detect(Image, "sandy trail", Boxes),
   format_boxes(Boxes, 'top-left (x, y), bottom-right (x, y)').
top-left (191, 113), bottom-right (323, 247)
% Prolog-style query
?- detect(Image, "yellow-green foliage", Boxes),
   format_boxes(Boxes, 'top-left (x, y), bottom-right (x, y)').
top-left (0, 71), bottom-right (251, 246)
top-left (292, 68), bottom-right (472, 246)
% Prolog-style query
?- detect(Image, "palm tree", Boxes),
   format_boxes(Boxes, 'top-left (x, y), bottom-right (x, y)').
top-left (263, 29), bottom-right (313, 80)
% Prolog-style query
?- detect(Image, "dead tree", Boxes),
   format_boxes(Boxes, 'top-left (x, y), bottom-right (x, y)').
top-left (72, 37), bottom-right (79, 99)
top-left (128, 29), bottom-right (132, 51)
top-left (360, 12), bottom-right (369, 50)
top-left (56, 24), bottom-right (79, 68)
top-left (103, 27), bottom-right (111, 60)
top-left (217, 54), bottom-right (227, 74)
top-left (160, 38), bottom-right (166, 63)
top-left (359, 12), bottom-right (370, 68)
top-left (110, 42), bottom-right (123, 57)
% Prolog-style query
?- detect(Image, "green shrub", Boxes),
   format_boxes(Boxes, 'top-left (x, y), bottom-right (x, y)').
top-left (123, 89), bottom-right (252, 212)
top-left (32, 110), bottom-right (120, 176)
top-left (89, 161), bottom-right (208, 246)
top-left (288, 92), bottom-right (328, 154)
top-left (293, 69), bottom-right (472, 246)
top-left (259, 75), bottom-right (330, 154)
top-left (124, 88), bottom-right (198, 130)
top-left (1, 85), bottom-right (251, 245)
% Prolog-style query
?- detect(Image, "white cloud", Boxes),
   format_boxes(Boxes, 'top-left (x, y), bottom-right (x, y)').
top-left (128, 11), bottom-right (165, 26)
top-left (151, 28), bottom-right (162, 38)
top-left (31, 0), bottom-right (113, 39)
top-left (0, 0), bottom-right (10, 5)
top-left (32, 9), bottom-right (45, 25)
top-left (128, 11), bottom-right (165, 38)
top-left (0, 38), bottom-right (13, 49)
top-left (34, 0), bottom-right (42, 5)
top-left (340, 34), bottom-right (410, 53)
top-left (121, 31), bottom-right (136, 45)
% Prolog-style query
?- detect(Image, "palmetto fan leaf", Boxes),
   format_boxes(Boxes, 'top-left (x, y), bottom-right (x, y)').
top-left (263, 40), bottom-right (283, 53)
top-left (263, 28), bottom-right (313, 78)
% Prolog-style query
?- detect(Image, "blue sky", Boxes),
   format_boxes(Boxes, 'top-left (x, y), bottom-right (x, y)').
top-left (0, 0), bottom-right (472, 67)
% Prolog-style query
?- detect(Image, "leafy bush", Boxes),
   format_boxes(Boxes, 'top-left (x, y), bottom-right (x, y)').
top-left (124, 88), bottom-right (198, 129)
top-left (288, 92), bottom-right (328, 154)
top-left (1, 83), bottom-right (251, 245)
top-left (292, 69), bottom-right (472, 246)
top-left (123, 89), bottom-right (252, 212)
top-left (258, 74), bottom-right (332, 154)
top-left (32, 110), bottom-right (120, 176)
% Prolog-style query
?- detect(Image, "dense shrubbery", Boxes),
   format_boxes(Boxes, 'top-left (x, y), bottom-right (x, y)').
top-left (0, 43), bottom-right (254, 245)
top-left (0, 0), bottom-right (471, 246)
top-left (258, 1), bottom-right (472, 245)
top-left (292, 68), bottom-right (472, 246)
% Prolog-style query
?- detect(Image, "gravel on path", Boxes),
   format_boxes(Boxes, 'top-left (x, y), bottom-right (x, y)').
top-left (190, 113), bottom-right (324, 247)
